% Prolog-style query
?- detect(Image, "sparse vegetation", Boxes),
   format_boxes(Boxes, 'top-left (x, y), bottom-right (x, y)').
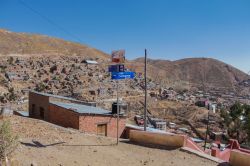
top-left (0, 120), bottom-right (19, 163)
top-left (7, 87), bottom-right (17, 101)
top-left (35, 82), bottom-right (46, 92)
top-left (7, 57), bottom-right (14, 65)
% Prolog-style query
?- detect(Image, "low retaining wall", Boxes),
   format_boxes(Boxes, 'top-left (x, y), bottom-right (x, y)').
top-left (229, 150), bottom-right (250, 166)
top-left (129, 130), bottom-right (185, 147)
top-left (185, 137), bottom-right (204, 153)
top-left (211, 148), bottom-right (231, 161)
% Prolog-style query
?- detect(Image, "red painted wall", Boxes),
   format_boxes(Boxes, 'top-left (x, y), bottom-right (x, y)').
top-left (184, 137), bottom-right (204, 153)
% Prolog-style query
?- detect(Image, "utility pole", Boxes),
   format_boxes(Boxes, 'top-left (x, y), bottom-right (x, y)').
top-left (204, 110), bottom-right (210, 151)
top-left (116, 80), bottom-right (119, 145)
top-left (144, 49), bottom-right (147, 131)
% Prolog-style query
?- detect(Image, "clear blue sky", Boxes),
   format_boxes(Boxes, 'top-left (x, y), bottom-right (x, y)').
top-left (0, 0), bottom-right (250, 73)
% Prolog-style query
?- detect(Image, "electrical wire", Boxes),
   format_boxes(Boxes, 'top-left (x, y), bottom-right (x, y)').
top-left (18, 0), bottom-right (83, 43)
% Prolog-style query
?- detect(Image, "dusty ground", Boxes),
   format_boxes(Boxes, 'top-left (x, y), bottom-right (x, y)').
top-left (6, 115), bottom-right (219, 166)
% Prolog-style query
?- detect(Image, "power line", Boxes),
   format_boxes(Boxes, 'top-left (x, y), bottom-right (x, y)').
top-left (18, 0), bottom-right (83, 43)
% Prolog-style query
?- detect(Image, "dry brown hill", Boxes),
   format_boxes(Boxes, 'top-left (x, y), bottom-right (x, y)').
top-left (1, 28), bottom-right (248, 91)
top-left (0, 29), bottom-right (109, 60)
top-left (132, 57), bottom-right (249, 90)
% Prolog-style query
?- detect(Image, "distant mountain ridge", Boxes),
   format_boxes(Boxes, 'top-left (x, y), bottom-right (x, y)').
top-left (132, 57), bottom-right (249, 91)
top-left (0, 29), bottom-right (109, 60)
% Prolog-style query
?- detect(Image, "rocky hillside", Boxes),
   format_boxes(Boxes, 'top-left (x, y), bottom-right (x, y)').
top-left (0, 28), bottom-right (249, 95)
top-left (132, 57), bottom-right (249, 90)
top-left (0, 29), bottom-right (109, 60)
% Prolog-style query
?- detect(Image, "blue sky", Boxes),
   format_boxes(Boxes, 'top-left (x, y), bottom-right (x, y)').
top-left (0, 0), bottom-right (250, 73)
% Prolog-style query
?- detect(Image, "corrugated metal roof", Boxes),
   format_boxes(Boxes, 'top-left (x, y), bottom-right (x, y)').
top-left (84, 60), bottom-right (98, 64)
top-left (15, 111), bottom-right (29, 117)
top-left (30, 91), bottom-right (96, 106)
top-left (50, 101), bottom-right (112, 115)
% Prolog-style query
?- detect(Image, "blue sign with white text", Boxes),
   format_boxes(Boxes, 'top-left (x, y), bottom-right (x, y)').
top-left (111, 72), bottom-right (135, 80)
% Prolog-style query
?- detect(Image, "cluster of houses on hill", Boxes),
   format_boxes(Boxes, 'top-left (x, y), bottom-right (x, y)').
top-left (156, 87), bottom-right (250, 111)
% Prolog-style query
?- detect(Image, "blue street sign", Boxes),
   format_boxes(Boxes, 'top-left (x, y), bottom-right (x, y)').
top-left (111, 72), bottom-right (135, 80)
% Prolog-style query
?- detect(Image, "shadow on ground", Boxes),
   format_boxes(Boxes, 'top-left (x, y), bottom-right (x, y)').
top-left (217, 162), bottom-right (230, 166)
top-left (20, 140), bottom-right (115, 148)
top-left (20, 140), bottom-right (65, 148)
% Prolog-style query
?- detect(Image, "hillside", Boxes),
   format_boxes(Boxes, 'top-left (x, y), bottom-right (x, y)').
top-left (0, 28), bottom-right (248, 104)
top-left (1, 28), bottom-right (248, 92)
top-left (132, 57), bottom-right (249, 91)
top-left (0, 29), bottom-right (109, 60)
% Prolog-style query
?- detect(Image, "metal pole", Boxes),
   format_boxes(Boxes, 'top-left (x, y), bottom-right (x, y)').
top-left (204, 110), bottom-right (210, 151)
top-left (116, 80), bottom-right (119, 145)
top-left (144, 49), bottom-right (147, 131)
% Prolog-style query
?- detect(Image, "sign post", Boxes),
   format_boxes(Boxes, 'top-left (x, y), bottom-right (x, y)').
top-left (110, 50), bottom-right (135, 145)
top-left (144, 49), bottom-right (147, 131)
top-left (116, 80), bottom-right (119, 145)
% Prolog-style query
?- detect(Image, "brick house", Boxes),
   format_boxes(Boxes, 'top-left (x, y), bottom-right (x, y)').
top-left (29, 91), bottom-right (126, 138)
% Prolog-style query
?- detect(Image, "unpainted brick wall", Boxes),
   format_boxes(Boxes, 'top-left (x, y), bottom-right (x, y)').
top-left (49, 104), bottom-right (79, 129)
top-left (29, 92), bottom-right (50, 121)
top-left (79, 115), bottom-right (126, 138)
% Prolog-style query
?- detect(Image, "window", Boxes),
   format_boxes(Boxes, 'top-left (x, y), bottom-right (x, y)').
top-left (39, 107), bottom-right (44, 119)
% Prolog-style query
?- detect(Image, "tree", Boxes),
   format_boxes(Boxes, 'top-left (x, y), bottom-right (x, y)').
top-left (222, 102), bottom-right (250, 144)
top-left (220, 109), bottom-right (231, 126)
top-left (229, 102), bottom-right (243, 121)
top-left (243, 104), bottom-right (250, 142)
top-left (0, 120), bottom-right (19, 163)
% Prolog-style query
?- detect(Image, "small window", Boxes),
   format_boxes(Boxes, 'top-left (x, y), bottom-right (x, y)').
top-left (39, 107), bottom-right (44, 119)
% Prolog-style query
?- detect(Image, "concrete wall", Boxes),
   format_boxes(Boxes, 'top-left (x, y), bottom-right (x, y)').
top-left (122, 127), bottom-right (141, 139)
top-left (211, 148), bottom-right (231, 161)
top-left (49, 104), bottom-right (79, 129)
top-left (129, 130), bottom-right (185, 147)
top-left (229, 150), bottom-right (250, 166)
top-left (79, 115), bottom-right (126, 138)
top-left (184, 137), bottom-right (204, 153)
top-left (29, 92), bottom-right (50, 121)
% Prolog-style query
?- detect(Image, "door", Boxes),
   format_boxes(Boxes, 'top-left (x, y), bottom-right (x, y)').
top-left (97, 124), bottom-right (107, 136)
top-left (39, 107), bottom-right (44, 119)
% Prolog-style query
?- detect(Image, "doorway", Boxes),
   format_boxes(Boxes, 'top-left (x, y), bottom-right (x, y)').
top-left (97, 124), bottom-right (107, 136)
top-left (39, 107), bottom-right (44, 119)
